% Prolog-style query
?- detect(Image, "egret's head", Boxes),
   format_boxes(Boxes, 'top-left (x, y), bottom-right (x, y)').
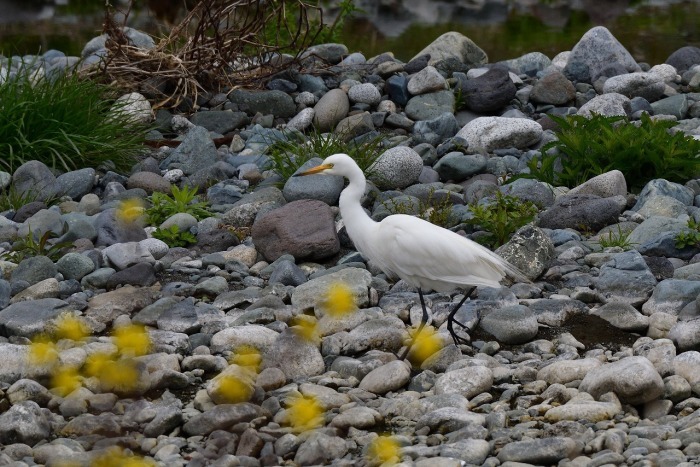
top-left (294, 153), bottom-right (355, 177)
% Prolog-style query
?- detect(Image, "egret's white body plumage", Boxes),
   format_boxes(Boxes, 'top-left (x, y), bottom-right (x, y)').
top-left (306, 153), bottom-right (524, 292)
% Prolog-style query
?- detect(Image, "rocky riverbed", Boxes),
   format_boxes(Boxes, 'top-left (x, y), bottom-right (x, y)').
top-left (2, 24), bottom-right (700, 467)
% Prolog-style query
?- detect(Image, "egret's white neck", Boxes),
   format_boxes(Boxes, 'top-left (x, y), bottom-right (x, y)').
top-left (338, 163), bottom-right (377, 246)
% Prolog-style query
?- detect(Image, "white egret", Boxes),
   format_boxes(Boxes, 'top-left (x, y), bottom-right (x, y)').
top-left (295, 153), bottom-right (527, 350)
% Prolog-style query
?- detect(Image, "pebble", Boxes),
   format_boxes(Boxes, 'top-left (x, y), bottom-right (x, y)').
top-left (1, 23), bottom-right (700, 467)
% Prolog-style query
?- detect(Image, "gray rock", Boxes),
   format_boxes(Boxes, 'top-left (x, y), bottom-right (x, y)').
top-left (369, 146), bottom-right (424, 190)
top-left (348, 83), bottom-right (381, 105)
top-left (603, 72), bottom-right (666, 101)
top-left (579, 356), bottom-right (664, 404)
top-left (592, 302), bottom-right (649, 332)
top-left (294, 432), bottom-right (348, 466)
top-left (405, 90), bottom-right (455, 122)
top-left (0, 298), bottom-right (69, 338)
top-left (386, 74), bottom-right (410, 106)
top-left (55, 168), bottom-right (95, 200)
top-left (595, 250), bottom-right (657, 307)
top-left (673, 351), bottom-right (700, 391)
top-left (480, 304), bottom-right (539, 344)
top-left (210, 325), bottom-right (279, 354)
top-left (496, 225), bottom-right (554, 281)
top-left (229, 89), bottom-right (295, 118)
top-left (329, 406), bottom-right (381, 430)
top-left (12, 160), bottom-right (59, 202)
top-left (56, 252), bottom-right (96, 281)
top-left (434, 152), bottom-right (486, 181)
top-left (637, 231), bottom-right (700, 260)
top-left (412, 112), bottom-right (459, 146)
top-left (528, 298), bottom-right (588, 327)
top-left (6, 379), bottom-right (52, 406)
top-left (189, 110), bottom-right (248, 134)
top-left (126, 171), bottom-right (171, 194)
top-left (85, 285), bottom-right (158, 327)
top-left (415, 407), bottom-right (485, 433)
top-left (291, 267), bottom-right (371, 312)
top-left (313, 89), bottom-right (349, 132)
top-left (335, 112), bottom-right (375, 140)
top-left (104, 262), bottom-right (156, 289)
top-left (17, 209), bottom-right (63, 238)
top-left (262, 328), bottom-right (324, 379)
top-left (642, 279), bottom-right (700, 316)
top-left (412, 31), bottom-right (488, 66)
top-left (538, 194), bottom-right (626, 231)
top-left (456, 117), bottom-right (543, 152)
top-left (577, 92), bottom-right (631, 117)
top-left (10, 256), bottom-right (57, 286)
top-left (434, 365), bottom-right (493, 399)
top-left (182, 403), bottom-right (263, 436)
top-left (500, 178), bottom-right (555, 208)
top-left (160, 212), bottom-right (198, 231)
top-left (156, 297), bottom-right (200, 334)
top-left (651, 94), bottom-right (688, 119)
top-left (458, 66), bottom-right (517, 113)
top-left (634, 178), bottom-right (695, 209)
top-left (567, 170), bottom-right (627, 198)
top-left (269, 259), bottom-right (307, 286)
top-left (537, 358), bottom-right (603, 385)
top-left (194, 276), bottom-right (228, 297)
top-left (637, 195), bottom-right (688, 218)
top-left (94, 208), bottom-right (147, 246)
top-left (530, 71), bottom-right (576, 105)
top-left (343, 316), bottom-right (407, 354)
top-left (10, 278), bottom-right (60, 303)
top-left (669, 319), bottom-right (700, 351)
top-left (160, 126), bottom-right (218, 176)
top-left (285, 107), bottom-right (315, 132)
top-left (440, 439), bottom-right (490, 465)
top-left (0, 344), bottom-right (29, 384)
top-left (407, 66), bottom-right (448, 95)
top-left (628, 216), bottom-right (687, 246)
top-left (102, 241), bottom-right (156, 270)
top-left (0, 280), bottom-right (9, 309)
top-left (0, 401), bottom-right (51, 446)
top-left (497, 437), bottom-right (579, 464)
top-left (500, 51), bottom-right (552, 76)
top-left (301, 43), bottom-right (348, 64)
top-left (358, 360), bottom-right (411, 394)
top-left (563, 26), bottom-right (640, 83)
top-left (251, 199), bottom-right (339, 262)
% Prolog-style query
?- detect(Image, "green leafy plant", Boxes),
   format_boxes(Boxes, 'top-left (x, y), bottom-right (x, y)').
top-left (0, 59), bottom-right (150, 173)
top-left (597, 224), bottom-right (637, 250)
top-left (266, 129), bottom-right (386, 184)
top-left (146, 185), bottom-right (213, 226)
top-left (675, 218), bottom-right (700, 249)
top-left (382, 188), bottom-right (457, 228)
top-left (0, 185), bottom-right (46, 212)
top-left (151, 225), bottom-right (197, 248)
top-left (467, 192), bottom-right (538, 248)
top-left (527, 113), bottom-right (700, 191)
top-left (0, 227), bottom-right (72, 263)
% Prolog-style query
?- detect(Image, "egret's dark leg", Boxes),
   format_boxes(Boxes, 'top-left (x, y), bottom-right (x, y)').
top-left (399, 288), bottom-right (429, 361)
top-left (447, 287), bottom-right (476, 346)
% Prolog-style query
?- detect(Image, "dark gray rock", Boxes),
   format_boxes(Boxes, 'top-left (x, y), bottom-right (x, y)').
top-left (126, 171), bottom-right (171, 194)
top-left (207, 181), bottom-right (245, 205)
top-left (500, 51), bottom-right (552, 77)
top-left (458, 66), bottom-right (516, 113)
top-left (528, 298), bottom-right (588, 327)
top-left (186, 161), bottom-right (237, 192)
top-left (496, 225), bottom-right (554, 281)
top-left (497, 437), bottom-right (579, 465)
top-left (268, 259), bottom-right (307, 286)
top-left (159, 126), bottom-right (218, 176)
top-left (500, 178), bottom-right (555, 208)
top-left (105, 262), bottom-right (156, 289)
top-left (190, 110), bottom-right (249, 134)
top-left (182, 403), bottom-right (264, 436)
top-left (642, 279), bottom-right (700, 316)
top-left (0, 401), bottom-right (51, 446)
top-left (386, 74), bottom-right (410, 106)
top-left (283, 158), bottom-right (344, 205)
top-left (194, 228), bottom-right (240, 255)
top-left (10, 256), bottom-right (57, 286)
top-left (156, 297), bottom-right (200, 334)
top-left (251, 199), bottom-right (339, 262)
top-left (56, 252), bottom-right (96, 281)
top-left (666, 46), bottom-right (700, 72)
top-left (434, 152), bottom-right (487, 181)
top-left (0, 280), bottom-right (9, 309)
top-left (229, 89), bottom-right (296, 118)
top-left (650, 94), bottom-right (689, 119)
top-left (538, 194), bottom-right (626, 231)
top-left (0, 298), bottom-right (69, 338)
top-left (412, 112), bottom-right (459, 146)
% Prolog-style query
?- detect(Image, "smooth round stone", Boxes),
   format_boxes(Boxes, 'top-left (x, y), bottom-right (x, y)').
top-left (348, 83), bottom-right (381, 106)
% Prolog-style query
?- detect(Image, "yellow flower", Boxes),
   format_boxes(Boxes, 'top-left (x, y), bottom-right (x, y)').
top-left (115, 198), bottom-right (146, 225)
top-left (54, 314), bottom-right (89, 342)
top-left (285, 394), bottom-right (323, 432)
top-left (28, 334), bottom-right (58, 366)
top-left (408, 326), bottom-right (443, 365)
top-left (112, 324), bottom-right (151, 357)
top-left (323, 281), bottom-right (356, 317)
top-left (291, 316), bottom-right (319, 343)
top-left (84, 351), bottom-right (115, 378)
top-left (366, 435), bottom-right (401, 466)
top-left (215, 374), bottom-right (254, 404)
top-left (92, 447), bottom-right (156, 467)
top-left (50, 366), bottom-right (81, 397)
top-left (99, 358), bottom-right (140, 393)
top-left (229, 345), bottom-right (262, 373)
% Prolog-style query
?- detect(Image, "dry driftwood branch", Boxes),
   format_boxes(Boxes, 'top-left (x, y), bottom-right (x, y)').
top-left (83, 0), bottom-right (325, 110)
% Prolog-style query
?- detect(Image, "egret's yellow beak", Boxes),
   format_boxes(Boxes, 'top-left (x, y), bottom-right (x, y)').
top-left (294, 163), bottom-right (333, 177)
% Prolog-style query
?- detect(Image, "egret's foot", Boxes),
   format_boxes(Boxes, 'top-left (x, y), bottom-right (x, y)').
top-left (447, 317), bottom-right (470, 346)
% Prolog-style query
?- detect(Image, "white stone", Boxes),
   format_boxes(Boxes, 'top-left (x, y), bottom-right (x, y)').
top-left (456, 117), bottom-right (543, 152)
top-left (112, 92), bottom-right (153, 124)
top-left (407, 66), bottom-right (447, 95)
